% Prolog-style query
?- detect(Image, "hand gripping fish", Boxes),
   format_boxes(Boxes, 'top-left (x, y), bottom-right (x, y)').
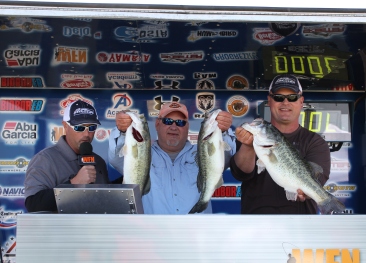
top-left (242, 118), bottom-right (345, 214)
top-left (189, 109), bottom-right (231, 214)
top-left (120, 111), bottom-right (151, 196)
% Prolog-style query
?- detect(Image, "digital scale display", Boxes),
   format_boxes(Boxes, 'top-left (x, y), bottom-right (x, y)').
top-left (259, 102), bottom-right (352, 142)
top-left (262, 45), bottom-right (352, 81)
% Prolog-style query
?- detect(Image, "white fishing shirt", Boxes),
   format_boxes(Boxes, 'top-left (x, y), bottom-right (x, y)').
top-left (108, 127), bottom-right (236, 214)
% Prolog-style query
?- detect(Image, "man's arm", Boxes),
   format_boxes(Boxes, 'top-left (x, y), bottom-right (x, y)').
top-left (25, 189), bottom-right (58, 212)
top-left (231, 126), bottom-right (257, 176)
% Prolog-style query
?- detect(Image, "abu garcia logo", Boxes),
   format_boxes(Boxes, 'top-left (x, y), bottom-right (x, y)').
top-left (2, 121), bottom-right (37, 145)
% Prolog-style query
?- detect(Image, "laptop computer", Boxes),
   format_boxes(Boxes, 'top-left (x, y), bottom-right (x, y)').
top-left (54, 184), bottom-right (144, 214)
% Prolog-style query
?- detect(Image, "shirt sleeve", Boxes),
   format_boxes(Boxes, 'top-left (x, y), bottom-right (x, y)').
top-left (108, 126), bottom-right (126, 175)
top-left (229, 140), bottom-right (256, 182)
top-left (222, 128), bottom-right (237, 170)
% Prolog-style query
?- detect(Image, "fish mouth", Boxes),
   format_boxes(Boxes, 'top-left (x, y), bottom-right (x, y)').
top-left (203, 132), bottom-right (213, 141)
top-left (132, 127), bottom-right (144, 142)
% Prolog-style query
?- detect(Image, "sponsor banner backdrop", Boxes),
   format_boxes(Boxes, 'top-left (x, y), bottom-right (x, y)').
top-left (0, 16), bottom-right (365, 262)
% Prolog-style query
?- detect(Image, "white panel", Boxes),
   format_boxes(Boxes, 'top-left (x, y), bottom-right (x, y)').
top-left (16, 214), bottom-right (366, 263)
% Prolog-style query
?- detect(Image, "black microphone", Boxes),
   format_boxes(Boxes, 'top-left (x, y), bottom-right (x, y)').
top-left (78, 142), bottom-right (96, 166)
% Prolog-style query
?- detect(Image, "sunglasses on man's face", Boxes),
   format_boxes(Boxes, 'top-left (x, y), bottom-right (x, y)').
top-left (160, 118), bottom-right (187, 127)
top-left (269, 93), bottom-right (302, 103)
top-left (68, 123), bottom-right (98, 132)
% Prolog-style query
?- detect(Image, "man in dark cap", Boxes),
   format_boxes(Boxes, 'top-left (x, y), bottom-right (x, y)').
top-left (230, 74), bottom-right (331, 214)
top-left (24, 100), bottom-right (109, 212)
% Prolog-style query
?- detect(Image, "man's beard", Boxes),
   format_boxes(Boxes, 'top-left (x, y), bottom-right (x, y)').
top-left (166, 138), bottom-right (179, 147)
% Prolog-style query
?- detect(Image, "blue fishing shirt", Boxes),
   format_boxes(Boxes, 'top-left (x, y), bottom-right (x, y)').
top-left (108, 127), bottom-right (236, 214)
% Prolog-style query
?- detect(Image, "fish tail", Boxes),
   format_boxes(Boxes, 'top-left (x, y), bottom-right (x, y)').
top-left (189, 201), bottom-right (208, 214)
top-left (318, 194), bottom-right (345, 214)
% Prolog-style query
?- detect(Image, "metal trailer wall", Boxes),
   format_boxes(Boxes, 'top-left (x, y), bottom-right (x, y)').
top-left (0, 1), bottom-right (365, 262)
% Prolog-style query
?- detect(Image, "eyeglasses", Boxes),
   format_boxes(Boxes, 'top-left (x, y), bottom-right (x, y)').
top-left (159, 118), bottom-right (187, 127)
top-left (269, 93), bottom-right (302, 102)
top-left (68, 123), bottom-right (98, 132)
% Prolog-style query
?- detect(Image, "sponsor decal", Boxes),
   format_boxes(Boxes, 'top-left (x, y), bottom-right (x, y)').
top-left (212, 51), bottom-right (259, 61)
top-left (302, 23), bottom-right (346, 38)
top-left (59, 94), bottom-right (93, 116)
top-left (53, 46), bottom-right (88, 65)
top-left (0, 207), bottom-right (22, 228)
top-left (185, 22), bottom-right (208, 27)
top-left (290, 248), bottom-right (360, 263)
top-left (212, 185), bottom-right (241, 198)
top-left (105, 93), bottom-right (136, 119)
top-left (226, 75), bottom-right (249, 90)
top-left (0, 185), bottom-right (25, 197)
top-left (114, 22), bottom-right (169, 43)
top-left (50, 125), bottom-right (64, 143)
top-left (188, 29), bottom-right (238, 42)
top-left (193, 72), bottom-right (217, 79)
top-left (63, 26), bottom-right (101, 39)
top-left (150, 74), bottom-right (184, 89)
top-left (154, 80), bottom-right (180, 89)
top-left (107, 72), bottom-right (141, 89)
top-left (1, 236), bottom-right (16, 263)
top-left (0, 98), bottom-right (44, 113)
top-left (188, 132), bottom-right (198, 145)
top-left (1, 76), bottom-right (44, 88)
top-left (253, 28), bottom-right (284, 45)
top-left (227, 95), bottom-right (249, 117)
top-left (196, 79), bottom-right (215, 90)
top-left (331, 157), bottom-right (351, 171)
top-left (269, 23), bottom-right (300, 36)
top-left (3, 44), bottom-right (41, 67)
top-left (160, 51), bottom-right (204, 63)
top-left (63, 26), bottom-right (91, 38)
top-left (0, 157), bottom-right (29, 173)
top-left (96, 51), bottom-right (151, 64)
top-left (148, 96), bottom-right (180, 117)
top-left (194, 93), bottom-right (215, 118)
top-left (324, 183), bottom-right (356, 198)
top-left (150, 74), bottom-right (185, 80)
top-left (0, 17), bottom-right (51, 33)
top-left (1, 121), bottom-right (38, 145)
top-left (60, 74), bottom-right (94, 89)
top-left (94, 128), bottom-right (109, 142)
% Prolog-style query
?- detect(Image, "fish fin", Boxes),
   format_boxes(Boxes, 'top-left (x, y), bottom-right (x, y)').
top-left (196, 172), bottom-right (204, 193)
top-left (120, 145), bottom-right (127, 157)
top-left (308, 161), bottom-right (324, 182)
top-left (256, 159), bottom-right (266, 174)
top-left (207, 141), bottom-right (216, 157)
top-left (285, 190), bottom-right (298, 201)
top-left (189, 200), bottom-right (209, 214)
top-left (222, 141), bottom-right (231, 152)
top-left (268, 150), bottom-right (278, 163)
top-left (318, 193), bottom-right (345, 214)
top-left (142, 177), bottom-right (151, 196)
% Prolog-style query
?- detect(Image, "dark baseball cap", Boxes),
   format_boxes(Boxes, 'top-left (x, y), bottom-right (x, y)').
top-left (63, 100), bottom-right (101, 126)
top-left (269, 74), bottom-right (303, 94)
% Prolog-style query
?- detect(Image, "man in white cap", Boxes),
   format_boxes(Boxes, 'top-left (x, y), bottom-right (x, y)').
top-left (231, 74), bottom-right (331, 214)
top-left (24, 100), bottom-right (109, 212)
top-left (108, 102), bottom-right (236, 214)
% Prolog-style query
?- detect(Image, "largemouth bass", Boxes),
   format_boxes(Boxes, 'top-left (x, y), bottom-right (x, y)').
top-left (121, 111), bottom-right (151, 196)
top-left (242, 118), bottom-right (345, 214)
top-left (189, 109), bottom-right (231, 214)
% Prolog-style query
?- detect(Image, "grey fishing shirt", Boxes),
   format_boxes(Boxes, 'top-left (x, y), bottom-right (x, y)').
top-left (108, 127), bottom-right (236, 214)
top-left (24, 135), bottom-right (109, 199)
